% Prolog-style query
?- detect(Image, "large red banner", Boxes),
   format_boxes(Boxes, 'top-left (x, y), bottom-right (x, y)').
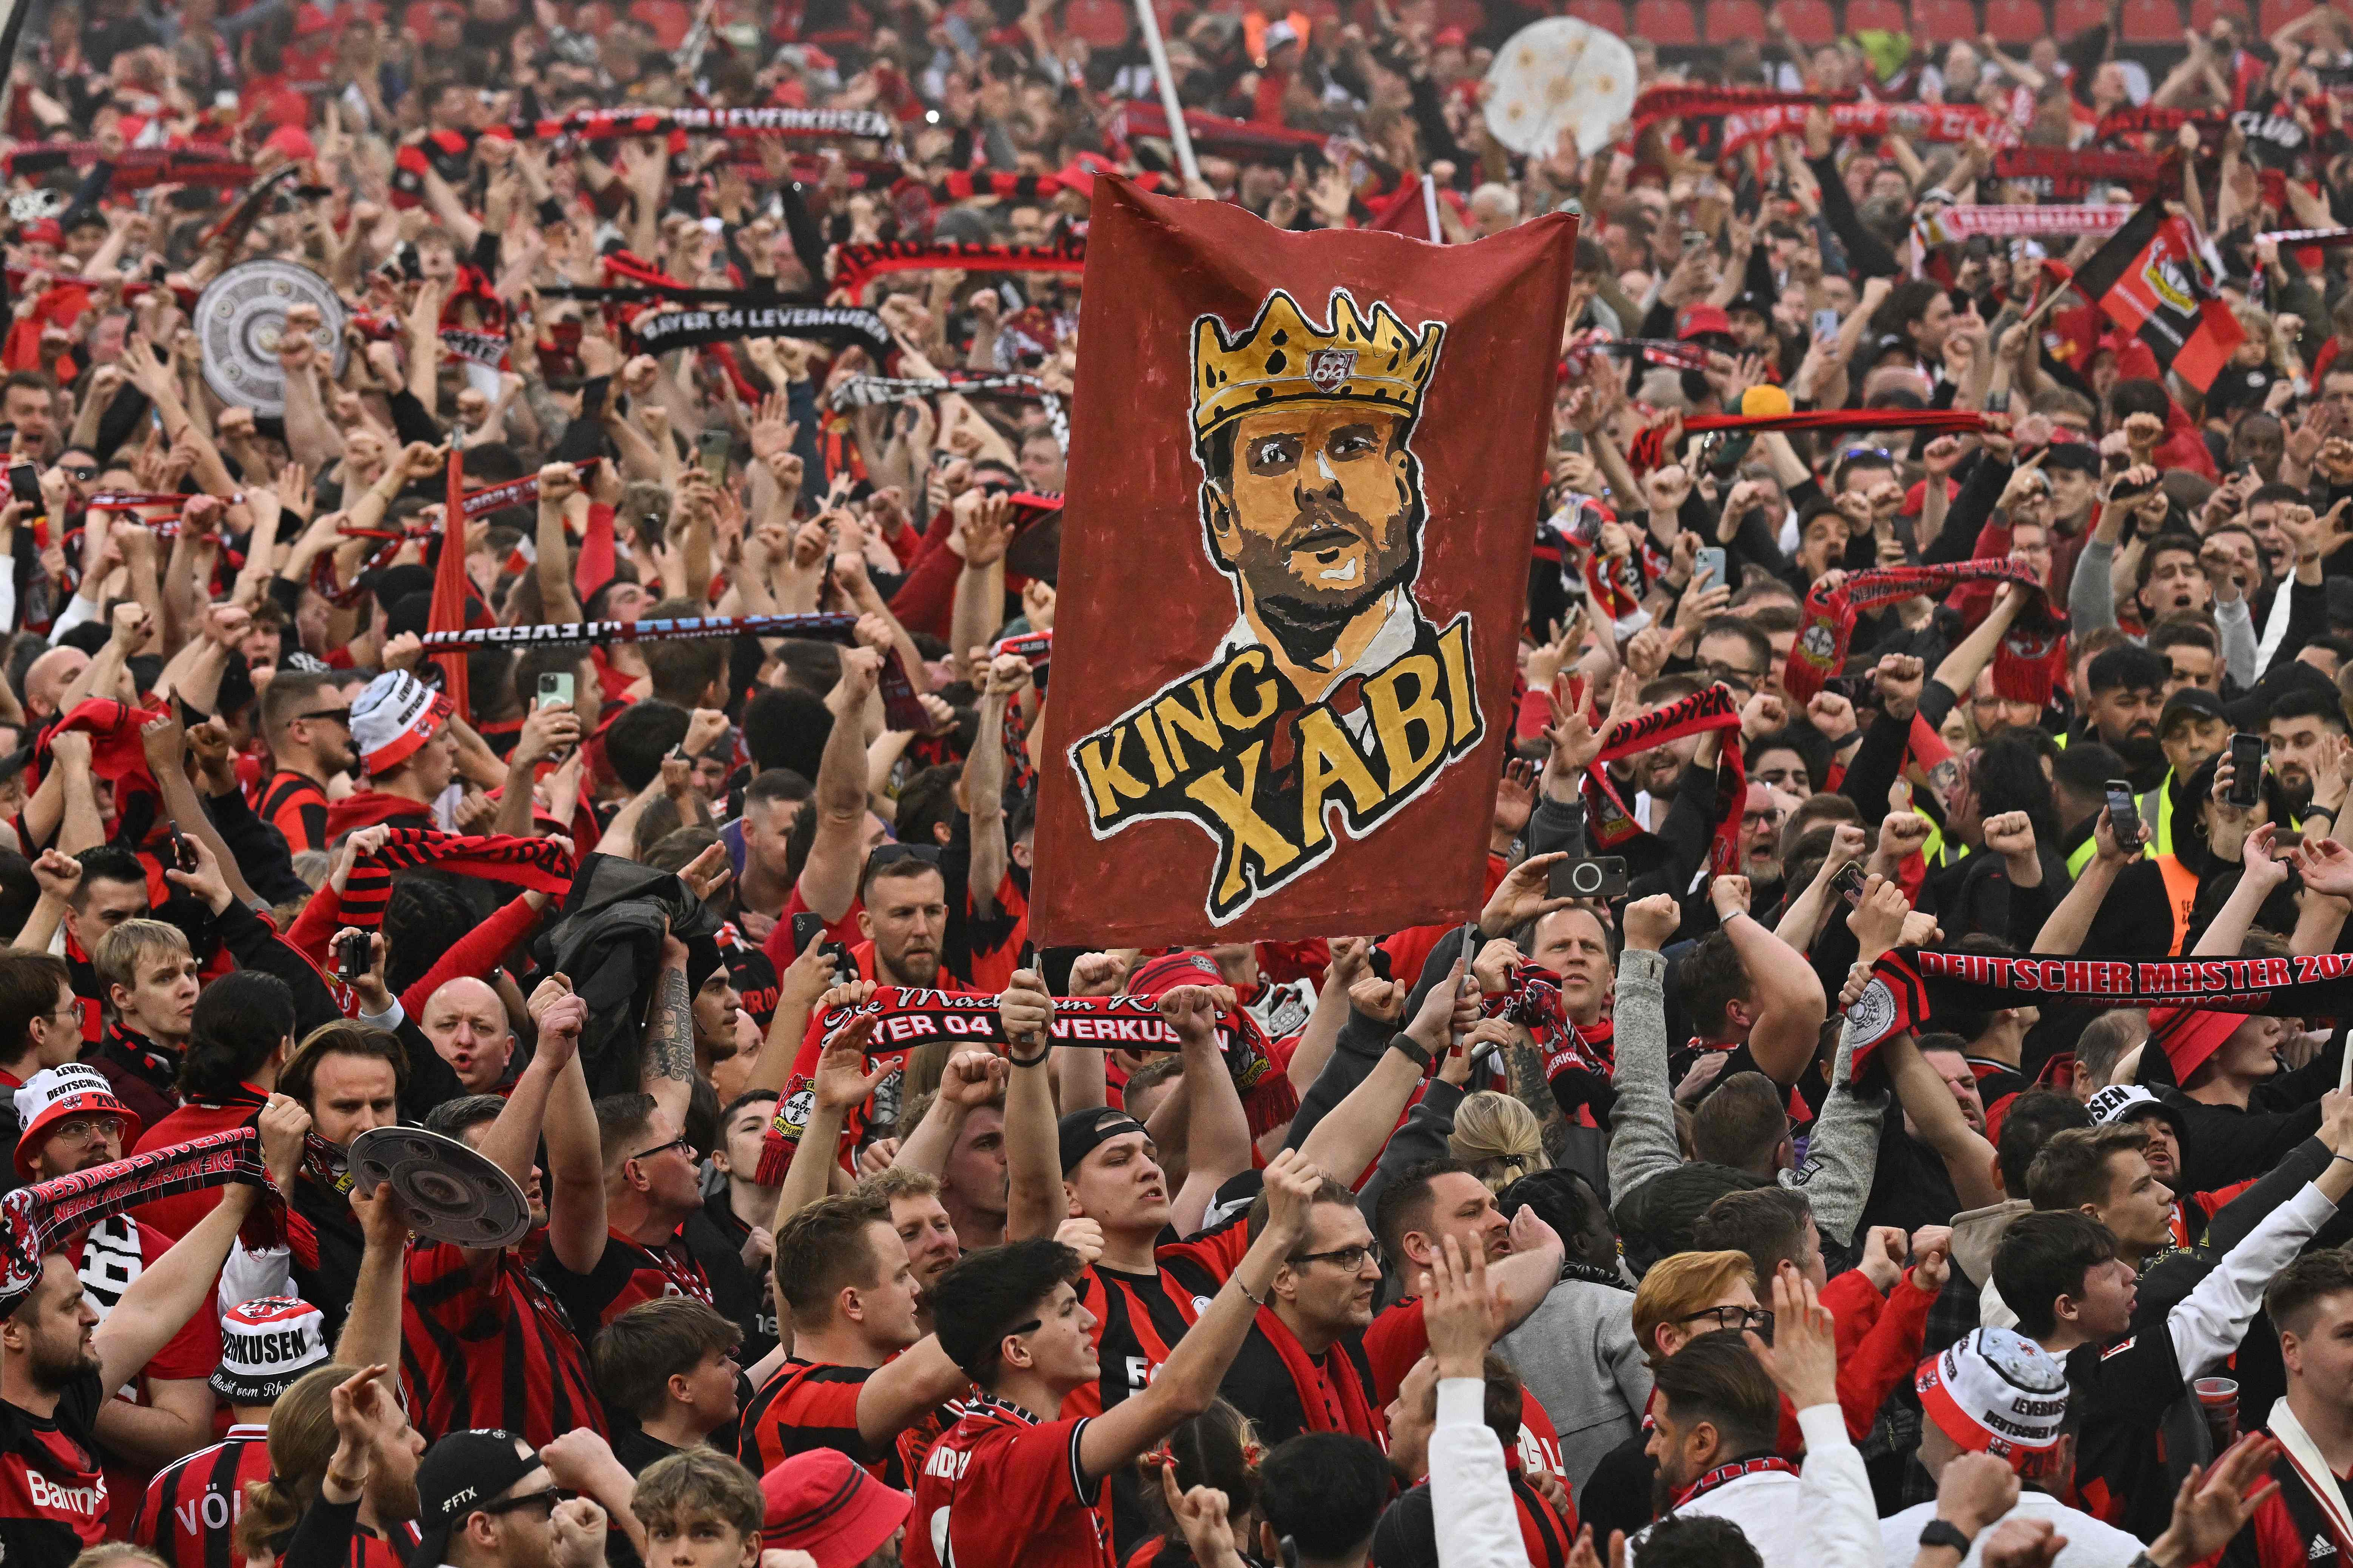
top-left (1029, 177), bottom-right (1576, 948)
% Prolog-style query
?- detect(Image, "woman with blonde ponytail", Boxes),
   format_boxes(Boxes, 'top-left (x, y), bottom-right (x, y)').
top-left (1448, 1091), bottom-right (1550, 1193)
top-left (237, 1363), bottom-right (350, 1565)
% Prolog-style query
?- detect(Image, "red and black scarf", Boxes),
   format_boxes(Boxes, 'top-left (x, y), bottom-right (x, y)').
top-left (0, 1128), bottom-right (271, 1312)
top-left (1585, 685), bottom-right (1746, 873)
top-left (831, 236), bottom-right (1085, 300)
top-left (1784, 559), bottom-right (2043, 702)
top-left (1625, 408), bottom-right (1987, 475)
top-left (339, 828), bottom-right (577, 927)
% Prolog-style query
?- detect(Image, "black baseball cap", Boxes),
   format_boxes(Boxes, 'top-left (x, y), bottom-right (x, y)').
top-left (1058, 1107), bottom-right (1148, 1175)
top-left (409, 1430), bottom-right (545, 1568)
top-left (2157, 687), bottom-right (2227, 736)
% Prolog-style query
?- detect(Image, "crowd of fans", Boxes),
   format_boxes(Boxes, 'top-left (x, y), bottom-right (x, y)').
top-left (19, 0), bottom-right (2353, 1566)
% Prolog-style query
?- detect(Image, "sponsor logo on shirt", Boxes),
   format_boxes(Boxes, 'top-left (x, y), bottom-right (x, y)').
top-left (27, 1470), bottom-right (105, 1515)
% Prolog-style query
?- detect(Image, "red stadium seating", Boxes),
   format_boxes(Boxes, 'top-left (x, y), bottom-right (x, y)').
top-left (2260, 0), bottom-right (2314, 31)
top-left (1566, 0), bottom-right (1633, 29)
top-left (1844, 0), bottom-right (1908, 31)
top-left (1706, 0), bottom-right (1769, 39)
top-left (2051, 0), bottom-right (2107, 32)
top-left (2118, 0), bottom-right (2186, 41)
top-left (1633, 0), bottom-right (1700, 40)
top-left (1435, 0), bottom-right (1486, 31)
top-left (1982, 0), bottom-right (2047, 37)
top-left (1910, 0), bottom-right (1979, 41)
top-left (1772, 0), bottom-right (1836, 42)
top-left (1063, 0), bottom-right (1132, 46)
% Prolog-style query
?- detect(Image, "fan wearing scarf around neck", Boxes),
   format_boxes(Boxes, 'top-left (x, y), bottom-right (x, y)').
top-left (0, 1106), bottom-right (293, 1560)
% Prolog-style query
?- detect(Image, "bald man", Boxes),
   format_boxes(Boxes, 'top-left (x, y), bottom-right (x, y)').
top-left (419, 977), bottom-right (515, 1094)
top-left (23, 646), bottom-right (89, 724)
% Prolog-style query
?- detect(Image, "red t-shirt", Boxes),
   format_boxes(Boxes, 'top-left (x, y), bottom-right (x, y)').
top-left (910, 1397), bottom-right (1114, 1568)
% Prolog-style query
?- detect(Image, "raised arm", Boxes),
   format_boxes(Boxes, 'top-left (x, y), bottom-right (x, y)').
top-left (1708, 873), bottom-right (1828, 1084)
top-left (1160, 986), bottom-right (1256, 1238)
top-left (1001, 972), bottom-right (1073, 1243)
top-left (1297, 960), bottom-right (1473, 1181)
top-left (1880, 1031), bottom-right (2003, 1211)
top-left (530, 977), bottom-right (608, 1277)
top-left (1073, 1151), bottom-right (1320, 1480)
top-left (641, 931), bottom-right (696, 1126)
top-left (795, 647), bottom-right (884, 924)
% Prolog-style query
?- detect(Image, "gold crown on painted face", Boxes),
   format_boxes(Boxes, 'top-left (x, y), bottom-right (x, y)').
top-left (1191, 288), bottom-right (1444, 439)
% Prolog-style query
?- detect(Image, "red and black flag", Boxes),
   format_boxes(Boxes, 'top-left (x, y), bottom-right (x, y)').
top-left (2068, 197), bottom-right (2245, 392)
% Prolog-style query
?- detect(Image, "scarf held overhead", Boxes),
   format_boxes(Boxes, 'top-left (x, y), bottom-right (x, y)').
top-left (1585, 684), bottom-right (1746, 873)
top-left (629, 302), bottom-right (893, 359)
top-left (0, 1127), bottom-right (270, 1312)
top-left (1783, 559), bottom-right (2044, 702)
top-left (1844, 947), bottom-right (2353, 1075)
top-left (830, 237), bottom-right (1086, 300)
top-left (337, 828), bottom-right (578, 927)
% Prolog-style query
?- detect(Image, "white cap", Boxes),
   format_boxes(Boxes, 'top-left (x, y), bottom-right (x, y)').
top-left (1915, 1327), bottom-right (2068, 1474)
top-left (350, 670), bottom-right (452, 775)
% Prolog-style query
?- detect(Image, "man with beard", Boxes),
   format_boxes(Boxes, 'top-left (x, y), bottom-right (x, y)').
top-left (11, 1065), bottom-right (293, 1475)
top-left (2076, 644), bottom-right (2171, 792)
top-left (256, 671), bottom-right (355, 855)
top-left (2266, 688), bottom-right (2349, 826)
top-left (766, 853), bottom-right (973, 1175)
top-left (0, 1125), bottom-right (272, 1563)
top-left (1069, 288), bottom-right (1480, 926)
top-left (1631, 1283), bottom-right (1873, 1568)
top-left (327, 984), bottom-right (606, 1451)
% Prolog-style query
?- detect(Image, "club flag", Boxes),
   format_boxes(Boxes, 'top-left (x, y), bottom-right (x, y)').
top-left (2068, 197), bottom-right (2244, 392)
top-left (1029, 175), bottom-right (1575, 948)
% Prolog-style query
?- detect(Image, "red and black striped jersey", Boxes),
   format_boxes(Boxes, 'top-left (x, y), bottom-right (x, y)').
top-left (258, 770), bottom-right (331, 855)
top-left (534, 1227), bottom-right (714, 1336)
top-left (131, 1424), bottom-right (271, 1568)
top-left (401, 1240), bottom-right (606, 1449)
top-left (737, 1357), bottom-right (893, 1483)
top-left (0, 1370), bottom-right (110, 1563)
top-left (908, 1396), bottom-right (1113, 1568)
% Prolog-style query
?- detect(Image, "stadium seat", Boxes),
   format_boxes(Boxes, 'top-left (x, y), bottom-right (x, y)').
top-left (1063, 0), bottom-right (1131, 45)
top-left (1772, 0), bottom-right (1836, 42)
top-left (1982, 0), bottom-right (2047, 37)
top-left (1910, 0), bottom-right (1979, 40)
top-left (1843, 0), bottom-right (1907, 31)
top-left (2051, 0), bottom-right (2105, 30)
top-left (1567, 0), bottom-right (1634, 28)
top-left (2118, 0), bottom-right (2184, 41)
top-left (1706, 0), bottom-right (1768, 39)
top-left (2260, 0), bottom-right (2314, 32)
top-left (1633, 0), bottom-right (1700, 40)
top-left (2187, 0), bottom-right (2252, 30)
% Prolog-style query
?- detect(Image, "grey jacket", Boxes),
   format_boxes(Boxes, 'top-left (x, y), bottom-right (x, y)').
top-left (1497, 1277), bottom-right (1652, 1490)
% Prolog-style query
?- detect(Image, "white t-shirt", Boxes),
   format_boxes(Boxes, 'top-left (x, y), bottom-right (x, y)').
top-left (1880, 1488), bottom-right (2144, 1568)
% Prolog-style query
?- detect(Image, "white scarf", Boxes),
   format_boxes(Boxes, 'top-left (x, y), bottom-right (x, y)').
top-left (2268, 1395), bottom-right (2353, 1555)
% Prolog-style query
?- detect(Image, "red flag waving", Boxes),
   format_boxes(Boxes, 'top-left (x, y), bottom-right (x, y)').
top-left (1030, 175), bottom-right (1575, 947)
top-left (431, 448), bottom-right (472, 720)
top-left (2068, 197), bottom-right (2244, 392)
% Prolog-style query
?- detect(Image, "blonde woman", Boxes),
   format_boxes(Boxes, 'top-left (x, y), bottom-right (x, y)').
top-left (1449, 1091), bottom-right (1549, 1193)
